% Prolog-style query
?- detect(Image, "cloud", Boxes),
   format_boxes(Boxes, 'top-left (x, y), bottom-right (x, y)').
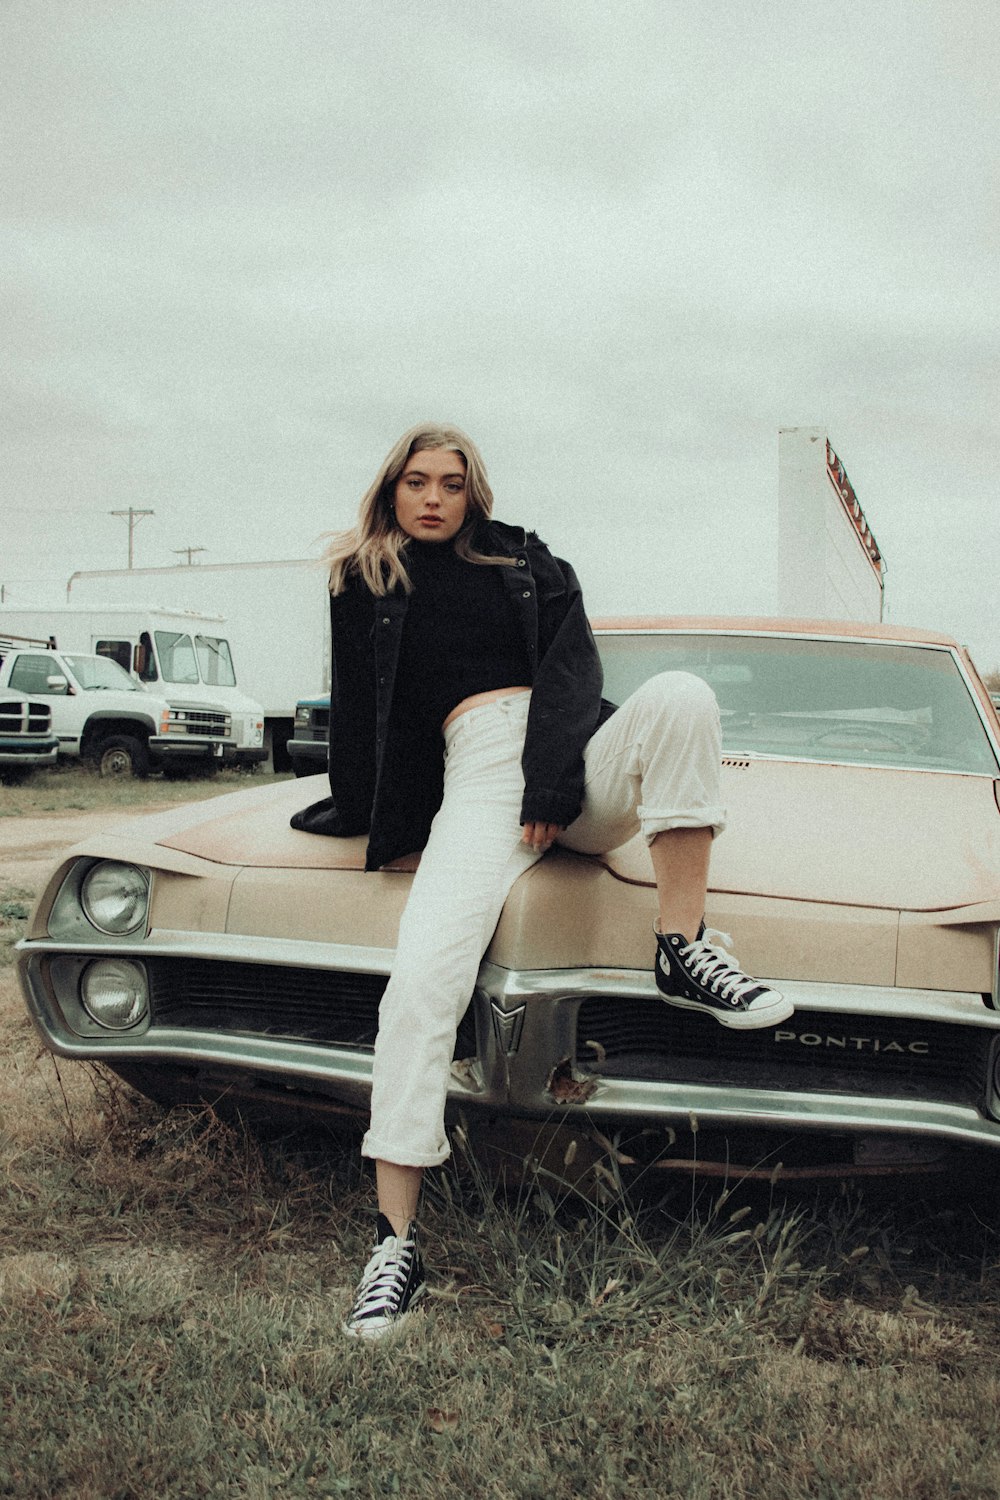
top-left (2, 0), bottom-right (998, 654)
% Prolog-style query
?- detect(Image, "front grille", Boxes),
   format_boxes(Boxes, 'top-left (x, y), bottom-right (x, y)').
top-left (148, 957), bottom-right (477, 1059)
top-left (575, 997), bottom-right (994, 1106)
top-left (294, 709), bottom-right (329, 739)
top-left (176, 710), bottom-right (231, 736)
top-left (0, 700), bottom-right (51, 735)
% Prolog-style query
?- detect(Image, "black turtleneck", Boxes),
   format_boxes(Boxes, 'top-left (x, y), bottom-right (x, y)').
top-left (393, 541), bottom-right (533, 733)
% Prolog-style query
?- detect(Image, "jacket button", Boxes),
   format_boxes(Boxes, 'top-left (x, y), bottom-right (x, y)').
top-left (516, 558), bottom-right (526, 567)
top-left (382, 617), bottom-right (390, 625)
top-left (522, 590), bottom-right (531, 598)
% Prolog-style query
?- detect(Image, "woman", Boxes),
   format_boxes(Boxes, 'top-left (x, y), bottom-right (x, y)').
top-left (292, 422), bottom-right (792, 1339)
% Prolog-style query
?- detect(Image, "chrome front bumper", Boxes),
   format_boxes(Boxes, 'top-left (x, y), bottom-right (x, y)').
top-left (18, 931), bottom-right (1000, 1151)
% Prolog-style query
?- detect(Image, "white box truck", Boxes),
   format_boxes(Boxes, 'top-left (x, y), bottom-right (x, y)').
top-left (0, 606), bottom-right (266, 769)
top-left (63, 561), bottom-right (329, 769)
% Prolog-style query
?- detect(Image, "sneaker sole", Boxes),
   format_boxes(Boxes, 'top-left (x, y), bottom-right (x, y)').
top-left (658, 990), bottom-right (795, 1030)
top-left (342, 1281), bottom-right (427, 1340)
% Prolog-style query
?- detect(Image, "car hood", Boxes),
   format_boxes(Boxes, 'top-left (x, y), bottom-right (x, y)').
top-left (611, 758), bottom-right (1000, 913)
top-left (113, 761), bottom-right (1000, 914)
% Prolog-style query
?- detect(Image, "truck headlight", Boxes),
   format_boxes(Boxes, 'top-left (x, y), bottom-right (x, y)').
top-left (80, 958), bottom-right (149, 1029)
top-left (80, 862), bottom-right (150, 935)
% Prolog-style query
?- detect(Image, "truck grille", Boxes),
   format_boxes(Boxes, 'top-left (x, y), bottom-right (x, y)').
top-left (574, 996), bottom-right (994, 1107)
top-left (0, 700), bottom-right (51, 735)
top-left (294, 708), bottom-right (329, 739)
top-left (176, 710), bottom-right (231, 737)
top-left (147, 957), bottom-right (476, 1058)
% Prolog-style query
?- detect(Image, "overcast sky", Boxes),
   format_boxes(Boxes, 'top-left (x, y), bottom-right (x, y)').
top-left (3, 1), bottom-right (999, 663)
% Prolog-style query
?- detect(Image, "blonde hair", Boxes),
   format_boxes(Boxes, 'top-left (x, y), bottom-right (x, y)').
top-left (325, 423), bottom-right (516, 596)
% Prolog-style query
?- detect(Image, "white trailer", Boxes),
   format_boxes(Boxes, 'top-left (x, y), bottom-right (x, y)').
top-left (0, 605), bottom-right (266, 767)
top-left (64, 560), bottom-right (329, 768)
top-left (777, 427), bottom-right (885, 622)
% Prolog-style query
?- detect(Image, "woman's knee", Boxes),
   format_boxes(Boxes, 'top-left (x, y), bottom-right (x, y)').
top-left (634, 670), bottom-right (719, 722)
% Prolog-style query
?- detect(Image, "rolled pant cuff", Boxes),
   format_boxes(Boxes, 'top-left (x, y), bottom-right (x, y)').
top-left (639, 806), bottom-right (727, 843)
top-left (361, 1131), bottom-right (451, 1169)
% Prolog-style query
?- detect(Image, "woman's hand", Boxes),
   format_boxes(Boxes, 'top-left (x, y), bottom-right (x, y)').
top-left (521, 821), bottom-right (563, 852)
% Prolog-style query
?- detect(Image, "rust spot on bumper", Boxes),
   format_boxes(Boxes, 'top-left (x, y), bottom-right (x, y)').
top-left (545, 1055), bottom-right (598, 1105)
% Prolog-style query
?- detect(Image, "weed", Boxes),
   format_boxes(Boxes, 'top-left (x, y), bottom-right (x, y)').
top-left (0, 883), bottom-right (34, 967)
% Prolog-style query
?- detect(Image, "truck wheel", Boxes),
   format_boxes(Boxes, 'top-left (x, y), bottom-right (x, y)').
top-left (95, 735), bottom-right (150, 779)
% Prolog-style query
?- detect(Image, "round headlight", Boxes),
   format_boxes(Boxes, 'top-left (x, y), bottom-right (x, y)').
top-left (80, 862), bottom-right (150, 935)
top-left (80, 958), bottom-right (149, 1030)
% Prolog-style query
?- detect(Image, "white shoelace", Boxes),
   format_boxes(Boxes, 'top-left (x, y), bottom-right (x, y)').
top-left (350, 1232), bottom-right (417, 1322)
top-left (682, 928), bottom-right (765, 1006)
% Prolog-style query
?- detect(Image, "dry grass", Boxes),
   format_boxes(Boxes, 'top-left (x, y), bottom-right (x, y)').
top-left (3, 815), bottom-right (1000, 1495)
top-left (0, 761), bottom-right (287, 818)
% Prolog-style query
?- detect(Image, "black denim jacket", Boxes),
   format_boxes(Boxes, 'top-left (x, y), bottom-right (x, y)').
top-left (290, 519), bottom-right (615, 871)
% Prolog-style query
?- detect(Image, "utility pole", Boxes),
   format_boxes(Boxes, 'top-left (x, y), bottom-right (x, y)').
top-left (173, 547), bottom-right (207, 565)
top-left (109, 507), bottom-right (154, 569)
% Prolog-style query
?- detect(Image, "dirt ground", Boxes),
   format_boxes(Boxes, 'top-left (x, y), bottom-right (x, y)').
top-left (1, 806), bottom-right (174, 890)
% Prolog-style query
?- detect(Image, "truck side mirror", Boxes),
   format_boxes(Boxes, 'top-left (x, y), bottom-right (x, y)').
top-left (133, 642), bottom-right (147, 675)
top-left (45, 675), bottom-right (71, 695)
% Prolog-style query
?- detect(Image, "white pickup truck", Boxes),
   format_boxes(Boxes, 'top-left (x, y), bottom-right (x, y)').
top-left (0, 638), bottom-right (230, 777)
top-left (0, 695), bottom-right (59, 782)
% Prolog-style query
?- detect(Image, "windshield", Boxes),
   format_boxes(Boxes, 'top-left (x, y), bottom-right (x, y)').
top-left (597, 632), bottom-right (999, 776)
top-left (62, 654), bottom-right (141, 692)
top-left (195, 634), bottom-right (236, 687)
top-left (154, 631), bottom-right (200, 684)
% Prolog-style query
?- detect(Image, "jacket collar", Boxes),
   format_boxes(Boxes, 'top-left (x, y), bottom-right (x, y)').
top-left (472, 517), bottom-right (531, 557)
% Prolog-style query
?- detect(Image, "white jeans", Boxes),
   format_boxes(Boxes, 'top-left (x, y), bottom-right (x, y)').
top-left (361, 672), bottom-right (725, 1168)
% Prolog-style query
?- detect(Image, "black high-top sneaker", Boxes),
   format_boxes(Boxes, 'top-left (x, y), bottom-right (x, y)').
top-left (343, 1214), bottom-right (426, 1340)
top-left (654, 925), bottom-right (793, 1030)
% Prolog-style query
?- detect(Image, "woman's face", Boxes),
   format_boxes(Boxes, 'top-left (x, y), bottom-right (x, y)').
top-left (393, 448), bottom-right (468, 543)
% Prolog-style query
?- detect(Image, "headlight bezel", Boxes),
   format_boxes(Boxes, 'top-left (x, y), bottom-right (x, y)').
top-left (80, 861), bottom-right (151, 936)
top-left (79, 957), bottom-right (150, 1031)
top-left (48, 859), bottom-right (152, 943)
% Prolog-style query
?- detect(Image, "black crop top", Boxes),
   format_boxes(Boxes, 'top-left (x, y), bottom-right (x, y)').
top-left (393, 541), bottom-right (533, 732)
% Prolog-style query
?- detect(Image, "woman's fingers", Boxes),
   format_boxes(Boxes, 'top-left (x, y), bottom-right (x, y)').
top-left (521, 821), bottom-right (563, 851)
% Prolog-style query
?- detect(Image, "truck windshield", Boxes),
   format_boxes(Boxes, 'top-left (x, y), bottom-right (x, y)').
top-left (63, 654), bottom-right (141, 692)
top-left (154, 631), bottom-right (200, 685)
top-left (597, 633), bottom-right (1000, 777)
top-left (195, 635), bottom-right (236, 687)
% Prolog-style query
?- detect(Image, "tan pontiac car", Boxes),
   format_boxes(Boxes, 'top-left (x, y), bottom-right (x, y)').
top-left (18, 618), bottom-right (1000, 1177)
